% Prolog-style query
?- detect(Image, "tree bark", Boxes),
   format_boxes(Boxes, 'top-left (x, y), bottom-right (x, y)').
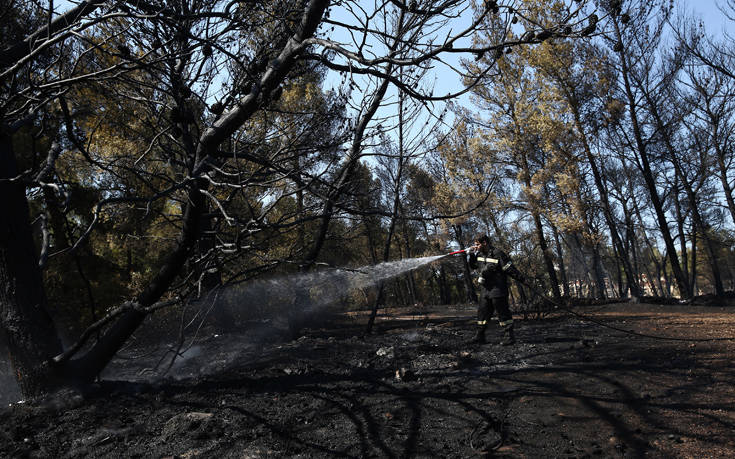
top-left (591, 242), bottom-right (607, 299)
top-left (0, 133), bottom-right (64, 396)
top-left (690, 228), bottom-right (698, 294)
top-left (643, 89), bottom-right (724, 297)
top-left (613, 20), bottom-right (691, 298)
top-left (567, 103), bottom-right (639, 296)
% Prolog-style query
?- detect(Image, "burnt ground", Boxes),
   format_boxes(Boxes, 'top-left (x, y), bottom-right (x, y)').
top-left (2, 301), bottom-right (735, 458)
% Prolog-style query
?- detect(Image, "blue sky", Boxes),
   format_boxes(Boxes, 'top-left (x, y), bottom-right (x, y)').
top-left (692, 0), bottom-right (732, 36)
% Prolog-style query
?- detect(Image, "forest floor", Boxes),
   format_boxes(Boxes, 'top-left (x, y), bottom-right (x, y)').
top-left (2, 300), bottom-right (735, 458)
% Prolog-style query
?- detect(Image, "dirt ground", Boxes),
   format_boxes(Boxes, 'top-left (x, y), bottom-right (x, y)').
top-left (2, 301), bottom-right (735, 458)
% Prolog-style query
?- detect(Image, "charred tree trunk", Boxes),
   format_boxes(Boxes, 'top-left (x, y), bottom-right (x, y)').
top-left (567, 91), bottom-right (639, 297)
top-left (0, 134), bottom-right (65, 396)
top-left (643, 87), bottom-right (724, 298)
top-left (2, 0), bottom-right (331, 395)
top-left (591, 242), bottom-right (607, 299)
top-left (613, 20), bottom-right (690, 298)
top-left (532, 212), bottom-right (561, 300)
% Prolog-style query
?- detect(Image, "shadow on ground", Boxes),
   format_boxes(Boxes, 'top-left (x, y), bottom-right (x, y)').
top-left (2, 302), bottom-right (735, 458)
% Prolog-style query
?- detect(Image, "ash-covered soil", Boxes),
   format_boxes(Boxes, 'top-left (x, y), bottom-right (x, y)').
top-left (2, 302), bottom-right (735, 458)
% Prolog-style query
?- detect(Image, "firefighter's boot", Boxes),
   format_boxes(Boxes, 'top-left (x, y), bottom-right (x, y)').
top-left (500, 324), bottom-right (516, 346)
top-left (470, 326), bottom-right (487, 345)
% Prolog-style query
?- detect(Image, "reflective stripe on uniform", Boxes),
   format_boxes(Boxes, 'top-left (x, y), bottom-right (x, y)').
top-left (477, 257), bottom-right (499, 264)
top-left (477, 320), bottom-right (487, 325)
top-left (502, 262), bottom-right (512, 271)
top-left (498, 319), bottom-right (514, 326)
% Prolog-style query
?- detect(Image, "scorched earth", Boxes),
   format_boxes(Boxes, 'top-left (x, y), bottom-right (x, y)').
top-left (1, 301), bottom-right (734, 458)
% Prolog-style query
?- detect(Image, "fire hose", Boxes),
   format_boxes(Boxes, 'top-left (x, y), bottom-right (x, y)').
top-left (445, 248), bottom-right (735, 342)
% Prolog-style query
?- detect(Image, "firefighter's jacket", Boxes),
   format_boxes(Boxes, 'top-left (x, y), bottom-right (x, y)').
top-left (468, 246), bottom-right (515, 298)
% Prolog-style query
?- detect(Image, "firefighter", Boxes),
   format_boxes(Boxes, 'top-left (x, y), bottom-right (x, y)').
top-left (467, 234), bottom-right (521, 345)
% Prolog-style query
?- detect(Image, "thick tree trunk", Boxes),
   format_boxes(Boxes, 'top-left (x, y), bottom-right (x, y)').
top-left (0, 134), bottom-right (64, 397)
top-left (532, 212), bottom-right (561, 300)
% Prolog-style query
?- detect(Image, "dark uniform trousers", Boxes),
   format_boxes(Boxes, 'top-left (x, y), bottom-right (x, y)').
top-left (477, 293), bottom-right (513, 330)
top-left (469, 246), bottom-right (516, 344)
